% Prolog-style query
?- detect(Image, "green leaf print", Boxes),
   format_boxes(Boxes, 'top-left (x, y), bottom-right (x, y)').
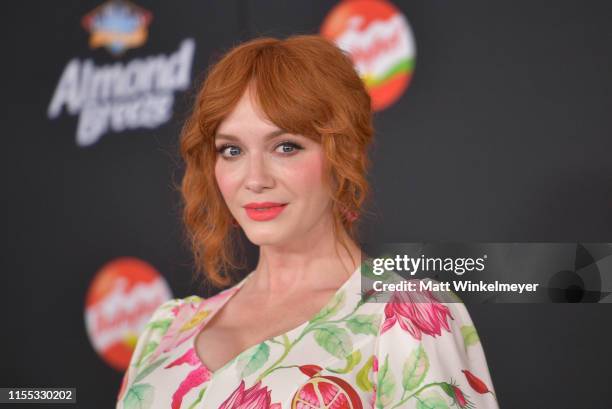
top-left (460, 325), bottom-right (480, 352)
top-left (135, 341), bottom-right (158, 367)
top-left (415, 390), bottom-right (450, 409)
top-left (123, 383), bottom-right (154, 409)
top-left (236, 342), bottom-right (270, 377)
top-left (376, 355), bottom-right (396, 409)
top-left (327, 349), bottom-right (362, 374)
top-left (402, 344), bottom-right (429, 391)
top-left (186, 387), bottom-right (207, 409)
top-left (183, 295), bottom-right (203, 304)
top-left (356, 355), bottom-right (374, 392)
top-left (439, 383), bottom-right (456, 401)
top-left (147, 318), bottom-right (173, 334)
top-left (346, 314), bottom-right (381, 336)
top-left (313, 324), bottom-right (352, 359)
top-left (311, 291), bottom-right (346, 323)
top-left (133, 357), bottom-right (168, 384)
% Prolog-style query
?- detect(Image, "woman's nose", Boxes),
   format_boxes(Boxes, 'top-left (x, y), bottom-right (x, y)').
top-left (244, 153), bottom-right (274, 192)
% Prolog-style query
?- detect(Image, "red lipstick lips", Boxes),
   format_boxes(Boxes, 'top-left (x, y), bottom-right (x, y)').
top-left (244, 202), bottom-right (287, 221)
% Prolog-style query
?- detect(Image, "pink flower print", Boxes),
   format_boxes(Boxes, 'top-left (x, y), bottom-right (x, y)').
top-left (219, 380), bottom-right (281, 409)
top-left (165, 347), bottom-right (202, 368)
top-left (440, 382), bottom-right (473, 409)
top-left (148, 289), bottom-right (236, 362)
top-left (165, 348), bottom-right (212, 409)
top-left (452, 385), bottom-right (469, 408)
top-left (370, 356), bottom-right (378, 409)
top-left (370, 384), bottom-right (377, 409)
top-left (147, 302), bottom-right (201, 362)
top-left (381, 282), bottom-right (454, 339)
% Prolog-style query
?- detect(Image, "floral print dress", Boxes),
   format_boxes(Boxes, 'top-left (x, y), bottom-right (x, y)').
top-left (116, 265), bottom-right (499, 409)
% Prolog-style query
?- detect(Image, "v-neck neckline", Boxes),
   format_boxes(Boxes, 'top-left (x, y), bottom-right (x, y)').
top-left (192, 262), bottom-right (364, 381)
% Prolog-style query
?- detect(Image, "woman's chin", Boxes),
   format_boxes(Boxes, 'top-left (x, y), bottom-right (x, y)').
top-left (242, 227), bottom-right (291, 246)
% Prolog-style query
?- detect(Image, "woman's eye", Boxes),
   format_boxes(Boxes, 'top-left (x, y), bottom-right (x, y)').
top-left (217, 144), bottom-right (241, 158)
top-left (216, 142), bottom-right (303, 159)
top-left (275, 142), bottom-right (303, 154)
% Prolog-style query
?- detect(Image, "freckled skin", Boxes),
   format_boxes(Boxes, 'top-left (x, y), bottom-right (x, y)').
top-left (214, 87), bottom-right (333, 248)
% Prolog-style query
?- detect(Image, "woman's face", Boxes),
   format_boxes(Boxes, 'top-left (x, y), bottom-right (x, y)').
top-left (214, 87), bottom-right (333, 246)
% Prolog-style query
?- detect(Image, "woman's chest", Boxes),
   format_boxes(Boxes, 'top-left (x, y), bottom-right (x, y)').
top-left (145, 324), bottom-right (380, 409)
top-left (194, 290), bottom-right (340, 373)
top-left (129, 298), bottom-right (384, 409)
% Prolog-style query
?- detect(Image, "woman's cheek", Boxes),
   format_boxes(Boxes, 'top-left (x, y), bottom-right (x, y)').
top-left (214, 163), bottom-right (238, 197)
top-left (289, 153), bottom-right (325, 189)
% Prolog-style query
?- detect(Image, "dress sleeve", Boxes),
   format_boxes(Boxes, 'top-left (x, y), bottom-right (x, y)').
top-left (373, 283), bottom-right (499, 409)
top-left (116, 298), bottom-right (183, 406)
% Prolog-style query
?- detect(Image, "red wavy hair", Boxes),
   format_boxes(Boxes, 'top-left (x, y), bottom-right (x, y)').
top-left (179, 34), bottom-right (375, 288)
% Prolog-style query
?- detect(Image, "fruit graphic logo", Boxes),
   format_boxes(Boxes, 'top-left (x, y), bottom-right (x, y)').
top-left (321, 0), bottom-right (416, 111)
top-left (292, 365), bottom-right (363, 409)
top-left (84, 257), bottom-right (172, 371)
top-left (81, 0), bottom-right (152, 56)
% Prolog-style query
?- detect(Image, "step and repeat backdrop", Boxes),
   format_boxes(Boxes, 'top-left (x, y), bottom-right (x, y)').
top-left (2, 0), bottom-right (612, 408)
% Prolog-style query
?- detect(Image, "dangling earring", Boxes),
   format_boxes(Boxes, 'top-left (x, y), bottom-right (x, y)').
top-left (231, 217), bottom-right (239, 227)
top-left (342, 207), bottom-right (359, 223)
top-left (346, 210), bottom-right (359, 223)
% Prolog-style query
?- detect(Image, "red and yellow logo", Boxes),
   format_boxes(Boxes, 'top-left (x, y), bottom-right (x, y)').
top-left (321, 0), bottom-right (416, 111)
top-left (84, 257), bottom-right (172, 370)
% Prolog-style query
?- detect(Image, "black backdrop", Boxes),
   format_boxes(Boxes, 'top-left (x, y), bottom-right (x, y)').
top-left (2, 1), bottom-right (612, 408)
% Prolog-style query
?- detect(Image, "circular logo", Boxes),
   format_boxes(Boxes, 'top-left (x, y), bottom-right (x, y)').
top-left (321, 0), bottom-right (416, 111)
top-left (84, 257), bottom-right (172, 371)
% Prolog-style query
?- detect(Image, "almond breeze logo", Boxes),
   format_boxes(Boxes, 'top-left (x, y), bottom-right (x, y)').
top-left (47, 0), bottom-right (195, 147)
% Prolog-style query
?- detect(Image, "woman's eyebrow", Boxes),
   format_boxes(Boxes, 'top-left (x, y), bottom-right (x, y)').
top-left (215, 129), bottom-right (287, 142)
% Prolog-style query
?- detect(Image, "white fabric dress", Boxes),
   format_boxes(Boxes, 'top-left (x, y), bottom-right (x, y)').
top-left (116, 265), bottom-right (499, 409)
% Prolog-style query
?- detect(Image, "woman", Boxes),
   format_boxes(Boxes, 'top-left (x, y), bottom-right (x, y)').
top-left (116, 35), bottom-right (499, 409)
